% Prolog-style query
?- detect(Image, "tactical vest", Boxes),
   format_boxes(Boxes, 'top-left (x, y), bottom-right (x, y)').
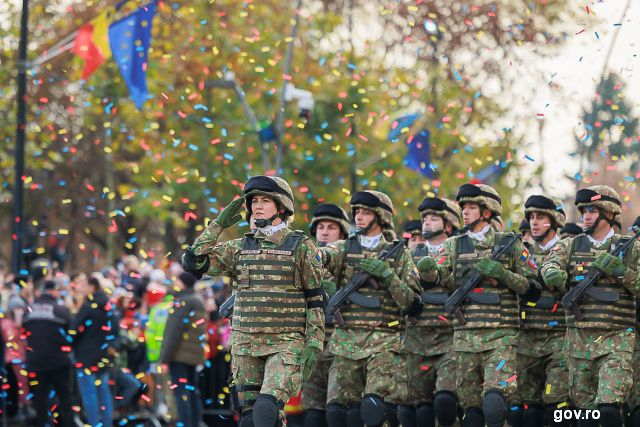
top-left (452, 234), bottom-right (519, 329)
top-left (413, 244), bottom-right (451, 327)
top-left (520, 247), bottom-right (566, 331)
top-left (233, 231), bottom-right (307, 334)
top-left (566, 235), bottom-right (636, 330)
top-left (336, 237), bottom-right (404, 331)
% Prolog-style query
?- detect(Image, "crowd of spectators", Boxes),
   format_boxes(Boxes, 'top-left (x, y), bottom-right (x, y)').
top-left (0, 254), bottom-right (233, 427)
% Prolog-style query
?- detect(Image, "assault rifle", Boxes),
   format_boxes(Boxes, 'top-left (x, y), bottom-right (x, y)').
top-left (445, 233), bottom-right (522, 325)
top-left (561, 227), bottom-right (640, 320)
top-left (326, 240), bottom-right (406, 326)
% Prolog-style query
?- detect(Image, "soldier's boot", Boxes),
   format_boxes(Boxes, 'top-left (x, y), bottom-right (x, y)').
top-left (597, 403), bottom-right (623, 427)
top-left (415, 402), bottom-right (435, 427)
top-left (361, 394), bottom-right (386, 427)
top-left (347, 403), bottom-right (364, 427)
top-left (521, 404), bottom-right (544, 427)
top-left (433, 390), bottom-right (457, 427)
top-left (507, 405), bottom-right (522, 427)
top-left (305, 409), bottom-right (327, 427)
top-left (240, 409), bottom-right (255, 427)
top-left (253, 394), bottom-right (284, 427)
top-left (397, 404), bottom-right (416, 427)
top-left (326, 402), bottom-right (348, 427)
top-left (482, 389), bottom-right (507, 427)
top-left (461, 407), bottom-right (484, 427)
top-left (545, 403), bottom-right (573, 426)
top-left (385, 403), bottom-right (399, 427)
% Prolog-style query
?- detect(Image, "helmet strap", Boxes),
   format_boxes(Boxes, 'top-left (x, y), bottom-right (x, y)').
top-left (356, 214), bottom-right (378, 235)
top-left (422, 228), bottom-right (444, 239)
top-left (254, 213), bottom-right (279, 229)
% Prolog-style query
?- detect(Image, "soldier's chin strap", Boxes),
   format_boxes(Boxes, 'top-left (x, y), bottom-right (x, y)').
top-left (422, 228), bottom-right (444, 239)
top-left (462, 216), bottom-right (490, 234)
top-left (355, 215), bottom-right (378, 235)
top-left (582, 208), bottom-right (614, 236)
top-left (254, 213), bottom-right (279, 229)
top-left (532, 226), bottom-right (554, 242)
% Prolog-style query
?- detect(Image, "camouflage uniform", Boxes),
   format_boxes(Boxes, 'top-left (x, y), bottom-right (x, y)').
top-left (322, 190), bottom-right (422, 427)
top-left (541, 186), bottom-right (640, 419)
top-left (512, 195), bottom-right (570, 424)
top-left (397, 197), bottom-right (461, 427)
top-left (186, 176), bottom-right (325, 427)
top-left (302, 204), bottom-right (350, 427)
top-left (432, 184), bottom-right (538, 426)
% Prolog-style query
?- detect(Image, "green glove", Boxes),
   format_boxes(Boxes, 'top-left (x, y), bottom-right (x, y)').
top-left (359, 258), bottom-right (394, 285)
top-left (476, 259), bottom-right (509, 281)
top-left (417, 256), bottom-right (437, 273)
top-left (300, 346), bottom-right (320, 382)
top-left (592, 253), bottom-right (626, 277)
top-left (214, 197), bottom-right (244, 229)
top-left (321, 279), bottom-right (337, 297)
top-left (542, 268), bottom-right (568, 288)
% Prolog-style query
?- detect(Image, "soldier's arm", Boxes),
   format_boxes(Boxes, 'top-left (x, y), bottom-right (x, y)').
top-left (621, 240), bottom-right (640, 296)
top-left (505, 240), bottom-right (539, 295)
top-left (319, 240), bottom-right (347, 278)
top-left (540, 239), bottom-right (571, 293)
top-left (191, 220), bottom-right (225, 256)
top-left (300, 238), bottom-right (325, 351)
top-left (433, 238), bottom-right (456, 290)
top-left (386, 248), bottom-right (421, 310)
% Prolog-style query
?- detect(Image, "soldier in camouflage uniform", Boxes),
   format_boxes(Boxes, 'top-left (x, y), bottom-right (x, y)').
top-left (402, 220), bottom-right (425, 251)
top-left (559, 223), bottom-right (583, 240)
top-left (541, 186), bottom-right (640, 427)
top-left (509, 195), bottom-right (570, 427)
top-left (418, 184), bottom-right (540, 427)
top-left (303, 203), bottom-right (350, 427)
top-left (398, 197), bottom-right (461, 427)
top-left (626, 216), bottom-right (640, 427)
top-left (519, 220), bottom-right (533, 249)
top-left (322, 190), bottom-right (423, 427)
top-left (181, 176), bottom-right (325, 427)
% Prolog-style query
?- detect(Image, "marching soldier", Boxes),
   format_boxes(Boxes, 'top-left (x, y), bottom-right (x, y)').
top-left (322, 190), bottom-right (422, 427)
top-left (402, 220), bottom-right (425, 250)
top-left (541, 186), bottom-right (640, 426)
top-left (510, 195), bottom-right (570, 426)
top-left (181, 175), bottom-right (325, 427)
top-left (398, 197), bottom-right (461, 427)
top-left (627, 217), bottom-right (640, 427)
top-left (519, 220), bottom-right (533, 248)
top-left (418, 183), bottom-right (540, 427)
top-left (303, 203), bottom-right (350, 427)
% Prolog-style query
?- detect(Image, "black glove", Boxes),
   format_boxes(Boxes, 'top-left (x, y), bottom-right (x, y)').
top-left (181, 246), bottom-right (209, 279)
top-left (522, 279), bottom-right (542, 302)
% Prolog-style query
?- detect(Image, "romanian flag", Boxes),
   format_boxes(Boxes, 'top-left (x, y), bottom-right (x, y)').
top-left (71, 10), bottom-right (113, 79)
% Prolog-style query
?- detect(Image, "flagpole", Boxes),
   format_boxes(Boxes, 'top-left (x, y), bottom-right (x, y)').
top-left (12, 0), bottom-right (29, 275)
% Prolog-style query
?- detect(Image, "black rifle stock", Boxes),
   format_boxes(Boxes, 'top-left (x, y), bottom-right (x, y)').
top-left (444, 233), bottom-right (523, 325)
top-left (327, 240), bottom-right (406, 326)
top-left (561, 227), bottom-right (640, 320)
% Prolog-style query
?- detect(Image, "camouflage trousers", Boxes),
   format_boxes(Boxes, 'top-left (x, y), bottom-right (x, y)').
top-left (625, 334), bottom-right (640, 411)
top-left (398, 351), bottom-right (457, 405)
top-left (567, 350), bottom-right (633, 409)
top-left (326, 351), bottom-right (404, 406)
top-left (515, 332), bottom-right (570, 406)
top-left (456, 345), bottom-right (517, 409)
top-left (232, 352), bottom-right (303, 414)
top-left (301, 347), bottom-right (333, 410)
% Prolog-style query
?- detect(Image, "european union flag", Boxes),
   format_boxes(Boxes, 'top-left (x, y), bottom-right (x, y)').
top-left (108, 0), bottom-right (157, 109)
top-left (405, 129), bottom-right (434, 178)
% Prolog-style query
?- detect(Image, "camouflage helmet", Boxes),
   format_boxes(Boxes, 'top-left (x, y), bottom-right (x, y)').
top-left (402, 220), bottom-right (423, 238)
top-left (575, 185), bottom-right (622, 215)
top-left (612, 214), bottom-right (622, 232)
top-left (418, 197), bottom-right (462, 231)
top-left (350, 190), bottom-right (395, 231)
top-left (518, 220), bottom-right (531, 233)
top-left (456, 183), bottom-right (502, 217)
top-left (243, 176), bottom-right (295, 217)
top-left (524, 195), bottom-right (566, 229)
top-left (310, 203), bottom-right (350, 237)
